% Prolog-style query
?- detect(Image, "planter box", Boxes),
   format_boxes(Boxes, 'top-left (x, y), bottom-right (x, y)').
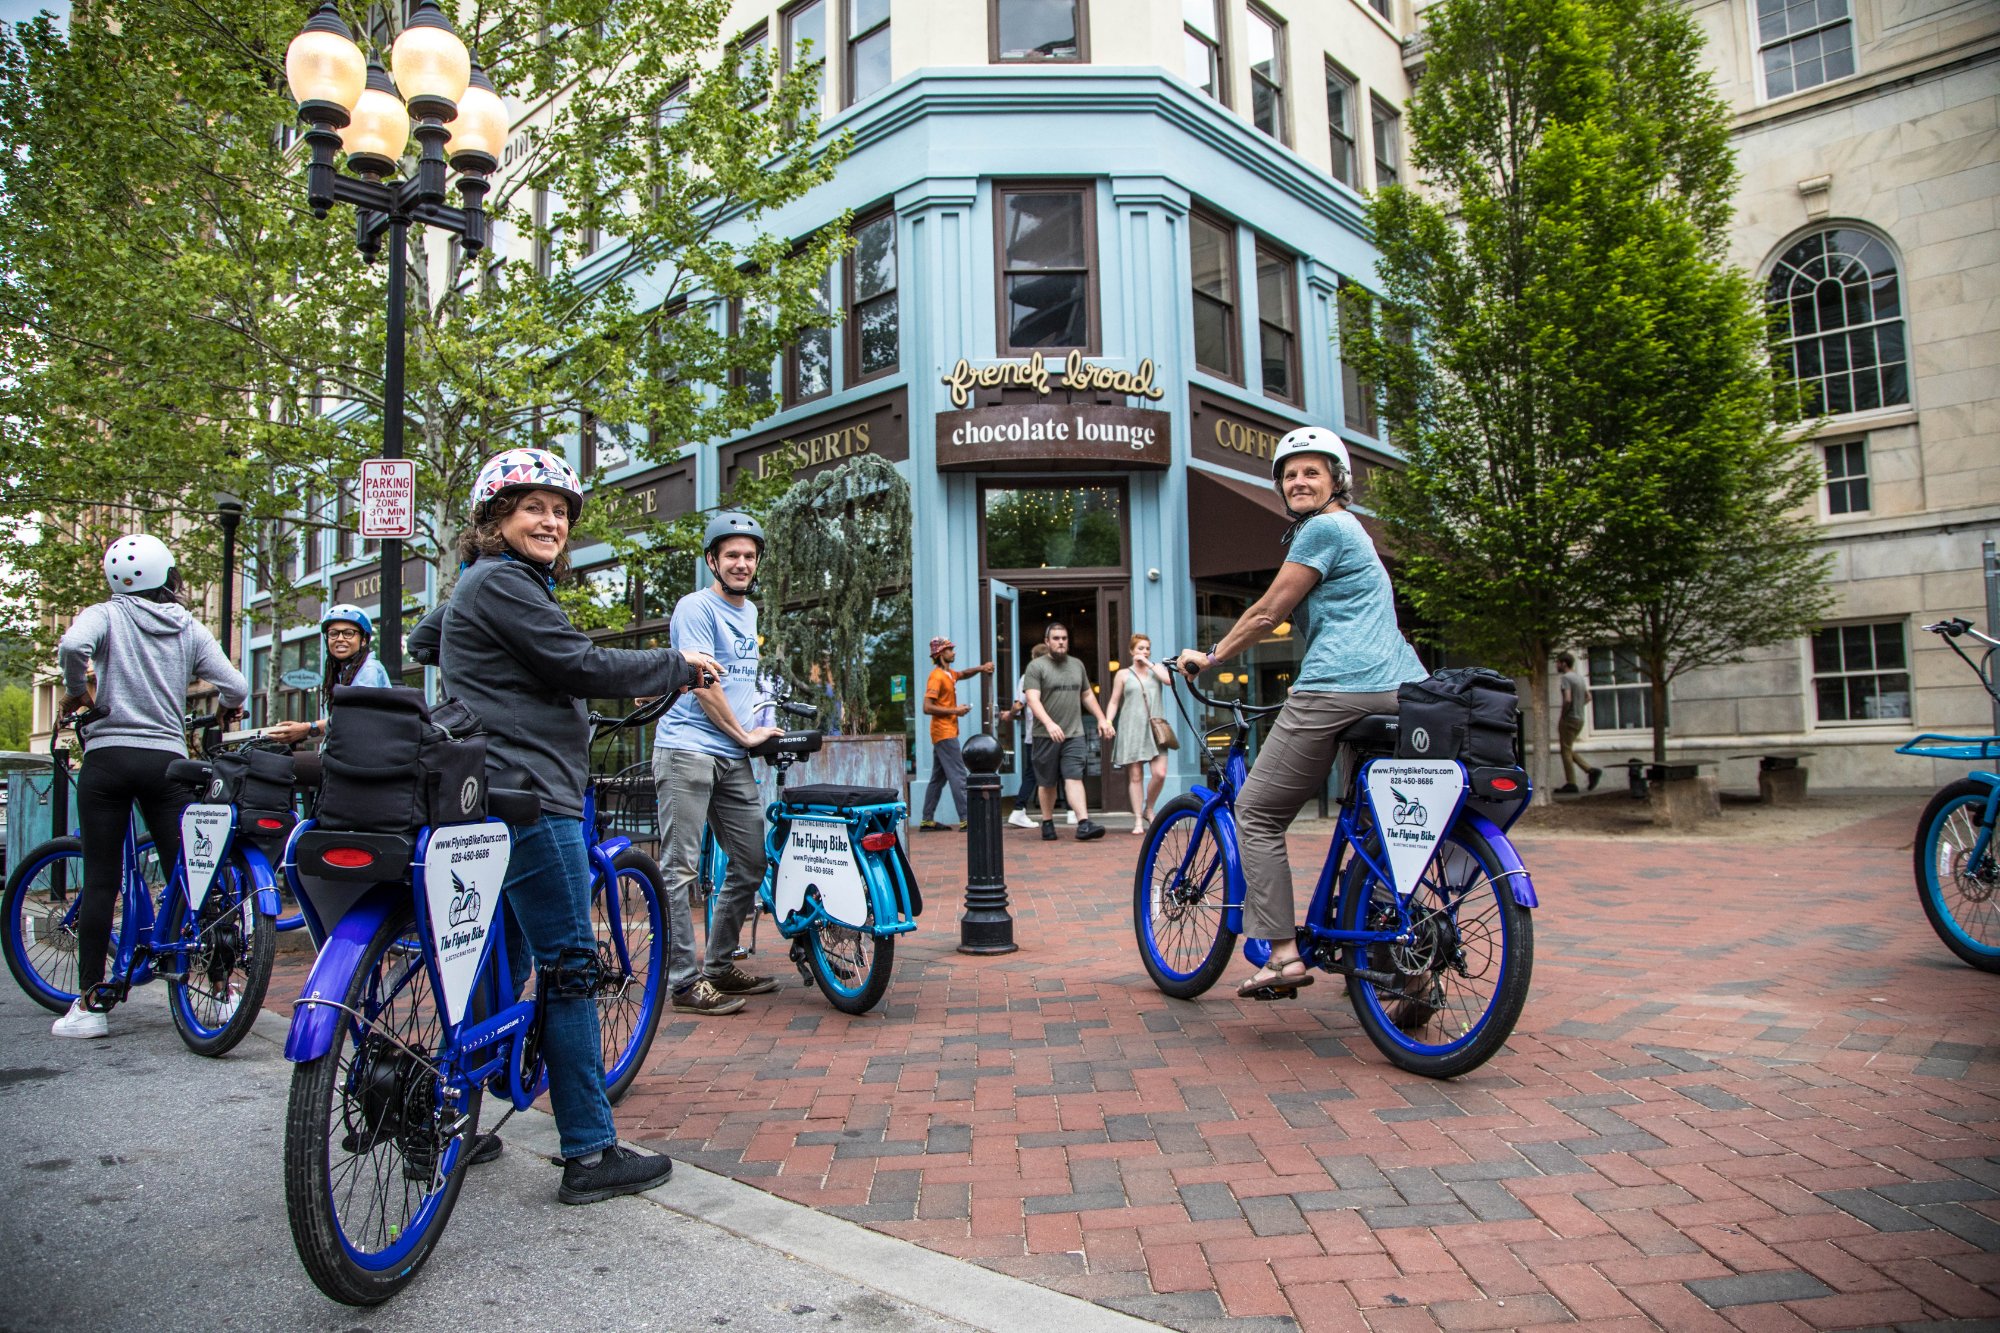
top-left (756, 732), bottom-right (910, 823)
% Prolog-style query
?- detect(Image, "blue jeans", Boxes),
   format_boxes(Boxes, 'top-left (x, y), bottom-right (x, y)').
top-left (499, 817), bottom-right (617, 1160)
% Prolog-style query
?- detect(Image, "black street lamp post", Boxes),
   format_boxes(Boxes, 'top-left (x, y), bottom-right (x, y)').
top-left (215, 491), bottom-right (244, 657)
top-left (284, 0), bottom-right (507, 676)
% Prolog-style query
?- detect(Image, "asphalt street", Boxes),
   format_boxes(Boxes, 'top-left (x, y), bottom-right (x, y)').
top-left (0, 983), bottom-right (1154, 1333)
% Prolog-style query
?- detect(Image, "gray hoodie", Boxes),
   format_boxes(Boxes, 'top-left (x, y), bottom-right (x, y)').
top-left (58, 595), bottom-right (249, 754)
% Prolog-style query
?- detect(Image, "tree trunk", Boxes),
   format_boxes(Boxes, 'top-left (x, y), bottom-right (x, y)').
top-left (1522, 660), bottom-right (1554, 804)
top-left (1649, 670), bottom-right (1670, 764)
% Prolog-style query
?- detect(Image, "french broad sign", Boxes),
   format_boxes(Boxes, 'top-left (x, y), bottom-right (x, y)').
top-left (359, 459), bottom-right (417, 539)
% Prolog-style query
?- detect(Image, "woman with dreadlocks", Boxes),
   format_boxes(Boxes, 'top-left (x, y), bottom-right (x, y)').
top-left (1170, 426), bottom-right (1425, 999)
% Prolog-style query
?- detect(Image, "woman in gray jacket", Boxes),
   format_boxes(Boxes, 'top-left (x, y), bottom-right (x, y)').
top-left (55, 534), bottom-right (248, 1039)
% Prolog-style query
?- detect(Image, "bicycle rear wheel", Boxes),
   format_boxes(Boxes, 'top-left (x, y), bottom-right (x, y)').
top-left (284, 902), bottom-right (478, 1306)
top-left (165, 855), bottom-right (276, 1057)
top-left (806, 904), bottom-right (894, 1015)
top-left (1337, 823), bottom-right (1533, 1079)
top-left (1914, 779), bottom-right (2000, 972)
top-left (1133, 794), bottom-right (1237, 999)
top-left (596, 847), bottom-right (667, 1102)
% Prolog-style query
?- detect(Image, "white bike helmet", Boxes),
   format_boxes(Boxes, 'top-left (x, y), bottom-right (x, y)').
top-left (103, 534), bottom-right (175, 593)
top-left (1269, 426), bottom-right (1351, 482)
top-left (470, 447), bottom-right (586, 521)
top-left (321, 603), bottom-right (374, 637)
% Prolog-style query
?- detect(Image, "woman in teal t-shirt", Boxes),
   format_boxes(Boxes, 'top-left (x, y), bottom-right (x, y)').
top-left (1173, 426), bottom-right (1424, 999)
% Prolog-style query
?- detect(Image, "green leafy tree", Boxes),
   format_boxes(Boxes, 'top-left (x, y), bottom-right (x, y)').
top-left (760, 455), bottom-right (911, 734)
top-left (0, 0), bottom-right (843, 661)
top-left (1347, 0), bottom-right (1824, 788)
top-left (0, 684), bottom-right (31, 752)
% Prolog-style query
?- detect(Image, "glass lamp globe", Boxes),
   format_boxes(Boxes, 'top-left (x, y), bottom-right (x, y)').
top-left (284, 2), bottom-right (366, 114)
top-left (446, 63), bottom-right (508, 163)
top-left (340, 61), bottom-right (410, 173)
top-left (390, 0), bottom-right (472, 108)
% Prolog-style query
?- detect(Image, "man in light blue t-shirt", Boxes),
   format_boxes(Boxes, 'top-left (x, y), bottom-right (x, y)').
top-left (653, 512), bottom-right (784, 1015)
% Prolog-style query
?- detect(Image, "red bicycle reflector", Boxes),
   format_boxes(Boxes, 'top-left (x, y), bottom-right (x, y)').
top-left (1490, 778), bottom-right (1519, 793)
top-left (323, 846), bottom-right (375, 869)
top-left (859, 832), bottom-right (896, 852)
top-left (254, 817), bottom-right (285, 830)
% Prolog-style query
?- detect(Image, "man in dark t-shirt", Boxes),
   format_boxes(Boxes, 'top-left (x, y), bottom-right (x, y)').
top-left (1021, 621), bottom-right (1115, 841)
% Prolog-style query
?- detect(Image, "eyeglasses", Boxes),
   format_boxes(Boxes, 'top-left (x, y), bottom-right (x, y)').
top-left (325, 627), bottom-right (364, 640)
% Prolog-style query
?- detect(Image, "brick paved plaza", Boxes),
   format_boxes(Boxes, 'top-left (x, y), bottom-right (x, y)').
top-left (612, 798), bottom-right (2000, 1332)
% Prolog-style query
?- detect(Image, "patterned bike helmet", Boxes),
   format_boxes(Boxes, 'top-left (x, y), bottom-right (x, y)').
top-left (321, 603), bottom-right (374, 637)
top-left (103, 534), bottom-right (175, 593)
top-left (1269, 425), bottom-right (1351, 482)
top-left (470, 447), bottom-right (585, 521)
top-left (702, 510), bottom-right (765, 555)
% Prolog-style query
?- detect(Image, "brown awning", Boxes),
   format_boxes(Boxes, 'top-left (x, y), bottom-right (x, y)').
top-left (1186, 467), bottom-right (1393, 581)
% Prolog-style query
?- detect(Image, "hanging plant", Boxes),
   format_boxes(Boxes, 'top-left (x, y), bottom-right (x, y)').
top-left (760, 454), bottom-right (912, 733)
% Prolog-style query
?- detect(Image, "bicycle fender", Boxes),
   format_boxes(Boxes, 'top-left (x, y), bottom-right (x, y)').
top-left (589, 835), bottom-right (632, 887)
top-left (285, 882), bottom-right (404, 1063)
top-left (236, 845), bottom-right (282, 918)
top-left (1460, 811), bottom-right (1536, 908)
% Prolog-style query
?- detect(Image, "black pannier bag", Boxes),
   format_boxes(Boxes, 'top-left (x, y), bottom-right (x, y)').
top-left (315, 686), bottom-right (489, 834)
top-left (1395, 667), bottom-right (1520, 769)
top-left (206, 747), bottom-right (299, 856)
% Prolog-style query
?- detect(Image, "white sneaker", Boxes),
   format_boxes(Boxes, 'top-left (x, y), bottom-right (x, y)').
top-left (1007, 808), bottom-right (1036, 830)
top-left (52, 1000), bottom-right (108, 1040)
top-left (1066, 809), bottom-right (1080, 825)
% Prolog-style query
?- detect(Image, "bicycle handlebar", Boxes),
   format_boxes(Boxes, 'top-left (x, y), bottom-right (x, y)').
top-left (1925, 617), bottom-right (2000, 648)
top-left (1163, 651), bottom-right (1286, 719)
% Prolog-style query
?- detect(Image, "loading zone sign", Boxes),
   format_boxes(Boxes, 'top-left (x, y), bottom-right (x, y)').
top-left (1361, 760), bottom-right (1467, 897)
top-left (423, 822), bottom-right (510, 1024)
top-left (180, 804), bottom-right (234, 912)
top-left (773, 817), bottom-right (869, 929)
top-left (360, 459), bottom-right (417, 539)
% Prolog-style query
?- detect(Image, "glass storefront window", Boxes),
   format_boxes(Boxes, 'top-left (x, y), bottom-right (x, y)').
top-left (984, 485), bottom-right (1123, 570)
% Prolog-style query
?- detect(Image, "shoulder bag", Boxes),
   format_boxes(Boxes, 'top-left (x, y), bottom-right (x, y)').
top-left (1138, 669), bottom-right (1179, 752)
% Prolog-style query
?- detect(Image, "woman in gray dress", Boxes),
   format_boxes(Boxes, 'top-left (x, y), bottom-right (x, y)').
top-left (1105, 633), bottom-right (1172, 835)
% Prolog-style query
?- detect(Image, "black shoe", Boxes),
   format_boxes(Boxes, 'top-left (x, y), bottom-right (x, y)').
top-left (918, 820), bottom-right (947, 832)
top-left (559, 1144), bottom-right (674, 1205)
top-left (1555, 783), bottom-right (1579, 795)
top-left (1041, 820), bottom-right (1057, 841)
top-left (1587, 768), bottom-right (1603, 792)
top-left (1075, 819), bottom-right (1106, 841)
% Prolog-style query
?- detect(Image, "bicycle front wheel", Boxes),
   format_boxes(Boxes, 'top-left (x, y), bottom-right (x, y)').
top-left (1337, 823), bottom-right (1533, 1079)
top-left (165, 855), bottom-right (276, 1057)
top-left (4, 837), bottom-right (89, 1012)
top-left (283, 902), bottom-right (477, 1306)
top-left (1133, 794), bottom-right (1237, 999)
top-left (596, 847), bottom-right (667, 1102)
top-left (1914, 779), bottom-right (2000, 972)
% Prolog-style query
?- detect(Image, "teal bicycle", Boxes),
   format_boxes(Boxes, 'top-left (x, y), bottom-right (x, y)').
top-left (1896, 617), bottom-right (2000, 972)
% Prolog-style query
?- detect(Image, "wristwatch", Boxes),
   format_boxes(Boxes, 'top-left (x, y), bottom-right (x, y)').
top-left (308, 721), bottom-right (323, 739)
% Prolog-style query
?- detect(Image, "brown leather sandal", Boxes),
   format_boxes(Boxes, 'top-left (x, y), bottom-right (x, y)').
top-left (1236, 958), bottom-right (1315, 1000)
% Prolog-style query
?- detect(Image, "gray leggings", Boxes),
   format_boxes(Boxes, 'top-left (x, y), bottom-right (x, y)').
top-left (1237, 689), bottom-right (1402, 942)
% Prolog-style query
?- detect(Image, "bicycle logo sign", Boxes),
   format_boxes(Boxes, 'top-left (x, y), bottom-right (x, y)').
top-left (180, 803), bottom-right (233, 912)
top-left (446, 871), bottom-right (481, 928)
top-left (1390, 785), bottom-right (1429, 828)
top-left (1361, 761), bottom-right (1467, 897)
top-left (423, 823), bottom-right (511, 1023)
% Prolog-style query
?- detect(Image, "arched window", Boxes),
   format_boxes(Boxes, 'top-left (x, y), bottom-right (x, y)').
top-left (1766, 227), bottom-right (1909, 416)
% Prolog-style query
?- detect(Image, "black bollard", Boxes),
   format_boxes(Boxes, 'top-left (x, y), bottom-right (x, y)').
top-left (957, 733), bottom-right (1018, 955)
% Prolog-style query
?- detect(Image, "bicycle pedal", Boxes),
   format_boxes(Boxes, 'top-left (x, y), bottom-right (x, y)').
top-left (1244, 984), bottom-right (1303, 1002)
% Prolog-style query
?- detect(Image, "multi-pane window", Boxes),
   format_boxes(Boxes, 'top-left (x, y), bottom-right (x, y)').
top-left (1324, 61), bottom-right (1358, 188)
top-left (336, 486), bottom-right (355, 561)
top-left (995, 0), bottom-right (1084, 61)
top-left (1767, 228), bottom-right (1908, 418)
top-left (788, 258), bottom-right (835, 404)
top-left (1255, 243), bottom-right (1298, 404)
top-left (1339, 283), bottom-right (1377, 436)
top-left (784, 0), bottom-right (827, 114)
top-left (1247, 6), bottom-right (1287, 144)
top-left (580, 410), bottom-right (631, 475)
top-left (1588, 645), bottom-right (1655, 731)
top-left (1757, 0), bottom-right (1854, 99)
top-left (1182, 0), bottom-right (1225, 100)
top-left (1823, 438), bottom-right (1869, 515)
top-left (847, 0), bottom-right (890, 105)
top-left (732, 296), bottom-right (773, 403)
top-left (998, 185), bottom-right (1094, 353)
top-left (302, 493), bottom-right (322, 573)
top-left (848, 209), bottom-right (899, 381)
top-left (1371, 97), bottom-right (1401, 189)
top-left (733, 23), bottom-right (771, 108)
top-left (1190, 210), bottom-right (1238, 381)
top-left (1812, 622), bottom-right (1910, 723)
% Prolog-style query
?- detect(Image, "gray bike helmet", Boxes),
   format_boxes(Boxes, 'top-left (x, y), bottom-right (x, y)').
top-left (703, 510), bottom-right (765, 555)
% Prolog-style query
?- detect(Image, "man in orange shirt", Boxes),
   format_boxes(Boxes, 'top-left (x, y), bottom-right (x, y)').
top-left (919, 635), bottom-right (993, 831)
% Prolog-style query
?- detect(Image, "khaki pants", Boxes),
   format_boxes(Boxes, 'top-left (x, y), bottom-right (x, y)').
top-left (1237, 689), bottom-right (1402, 942)
top-left (1558, 716), bottom-right (1597, 786)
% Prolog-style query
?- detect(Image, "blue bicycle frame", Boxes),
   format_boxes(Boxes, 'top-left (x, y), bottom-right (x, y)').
top-left (761, 796), bottom-right (920, 942)
top-left (1896, 733), bottom-right (2000, 876)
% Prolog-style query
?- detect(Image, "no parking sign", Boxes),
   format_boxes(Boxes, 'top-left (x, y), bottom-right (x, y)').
top-left (359, 459), bottom-right (416, 539)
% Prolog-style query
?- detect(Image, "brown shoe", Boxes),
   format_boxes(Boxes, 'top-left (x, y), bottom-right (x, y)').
top-left (707, 962), bottom-right (779, 996)
top-left (671, 979), bottom-right (745, 1015)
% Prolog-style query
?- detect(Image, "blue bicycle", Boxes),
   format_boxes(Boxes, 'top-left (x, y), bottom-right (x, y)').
top-left (2, 707), bottom-right (280, 1056)
top-left (280, 740), bottom-right (668, 1304)
top-left (1133, 670), bottom-right (1537, 1079)
top-left (1896, 618), bottom-right (2000, 972)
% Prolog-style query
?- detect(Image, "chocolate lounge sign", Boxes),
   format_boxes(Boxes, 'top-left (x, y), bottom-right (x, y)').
top-left (940, 350), bottom-right (1167, 409)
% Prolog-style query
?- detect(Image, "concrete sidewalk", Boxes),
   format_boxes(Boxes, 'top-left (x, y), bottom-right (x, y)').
top-left (612, 798), bottom-right (2000, 1332)
top-left (0, 985), bottom-right (1158, 1332)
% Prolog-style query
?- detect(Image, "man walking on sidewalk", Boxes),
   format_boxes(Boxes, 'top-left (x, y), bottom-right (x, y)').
top-left (1555, 652), bottom-right (1603, 794)
top-left (919, 636), bottom-right (993, 831)
top-left (1022, 622), bottom-right (1115, 841)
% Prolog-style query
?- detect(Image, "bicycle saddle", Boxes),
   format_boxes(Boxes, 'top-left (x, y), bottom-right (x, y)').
top-left (750, 730), bottom-right (825, 759)
top-left (487, 765), bottom-right (542, 826)
top-left (1339, 714), bottom-right (1401, 753)
top-left (166, 758), bottom-right (214, 788)
top-left (781, 783), bottom-right (901, 809)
